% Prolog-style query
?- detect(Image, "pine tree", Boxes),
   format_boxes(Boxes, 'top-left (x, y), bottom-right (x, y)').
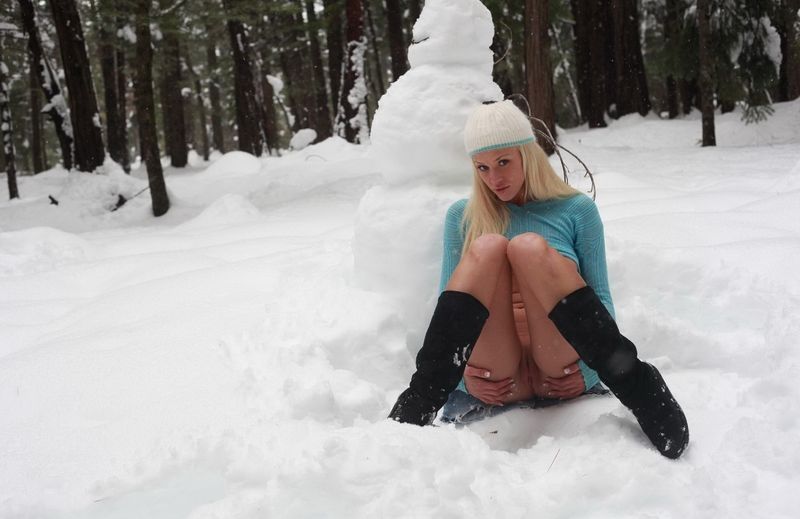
top-left (48, 0), bottom-right (105, 172)
top-left (133, 0), bottom-right (170, 215)
top-left (18, 0), bottom-right (73, 170)
top-left (339, 0), bottom-right (368, 143)
top-left (224, 0), bottom-right (264, 155)
top-left (525, 0), bottom-right (556, 154)
top-left (1, 42), bottom-right (19, 199)
top-left (697, 0), bottom-right (716, 145)
top-left (96, 0), bottom-right (128, 172)
top-left (157, 0), bottom-right (188, 167)
top-left (385, 0), bottom-right (408, 81)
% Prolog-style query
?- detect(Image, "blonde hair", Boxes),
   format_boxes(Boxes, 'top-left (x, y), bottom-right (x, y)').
top-left (461, 141), bottom-right (579, 254)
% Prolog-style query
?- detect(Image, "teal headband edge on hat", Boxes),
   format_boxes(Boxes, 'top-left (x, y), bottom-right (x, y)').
top-left (468, 136), bottom-right (535, 157)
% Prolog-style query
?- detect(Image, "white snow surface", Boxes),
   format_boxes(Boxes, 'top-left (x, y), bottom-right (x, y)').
top-left (1, 101), bottom-right (799, 517)
top-left (3, 7), bottom-right (800, 514)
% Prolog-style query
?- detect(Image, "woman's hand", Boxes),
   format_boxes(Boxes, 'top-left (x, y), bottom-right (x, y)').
top-left (463, 364), bottom-right (515, 406)
top-left (542, 362), bottom-right (585, 399)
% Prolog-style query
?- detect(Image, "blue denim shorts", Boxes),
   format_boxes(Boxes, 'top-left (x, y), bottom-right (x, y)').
top-left (439, 383), bottom-right (609, 425)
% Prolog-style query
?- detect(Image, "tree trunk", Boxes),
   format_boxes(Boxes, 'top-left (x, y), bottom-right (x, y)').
top-left (324, 0), bottom-right (345, 123)
top-left (115, 16), bottom-right (130, 172)
top-left (492, 31), bottom-right (515, 97)
top-left (185, 51), bottom-right (210, 161)
top-left (525, 0), bottom-right (556, 155)
top-left (18, 0), bottom-right (74, 170)
top-left (225, 2), bottom-right (264, 155)
top-left (571, 0), bottom-right (607, 127)
top-left (133, 0), bottom-right (169, 216)
top-left (306, 0), bottom-right (333, 139)
top-left (664, 0), bottom-right (679, 118)
top-left (697, 0), bottom-right (715, 146)
top-left (782, 0), bottom-right (800, 100)
top-left (588, 0), bottom-right (608, 127)
top-left (570, 0), bottom-right (590, 124)
top-left (204, 21), bottom-right (225, 153)
top-left (1, 49), bottom-right (19, 199)
top-left (157, 0), bottom-right (188, 167)
top-left (611, 0), bottom-right (650, 117)
top-left (98, 0), bottom-right (127, 171)
top-left (254, 17), bottom-right (281, 154)
top-left (340, 0), bottom-right (367, 143)
top-left (408, 0), bottom-right (422, 24)
top-left (49, 0), bottom-right (105, 172)
top-left (679, 77), bottom-right (696, 115)
top-left (385, 0), bottom-right (408, 81)
top-left (29, 57), bottom-right (47, 172)
top-left (363, 0), bottom-right (387, 101)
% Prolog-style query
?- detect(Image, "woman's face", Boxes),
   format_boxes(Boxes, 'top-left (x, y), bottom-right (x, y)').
top-left (472, 147), bottom-right (526, 205)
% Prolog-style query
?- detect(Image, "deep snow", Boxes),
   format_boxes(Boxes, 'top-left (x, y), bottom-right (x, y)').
top-left (2, 99), bottom-right (799, 517)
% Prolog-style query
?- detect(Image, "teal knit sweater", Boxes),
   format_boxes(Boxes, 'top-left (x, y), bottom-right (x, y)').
top-left (440, 193), bottom-right (616, 393)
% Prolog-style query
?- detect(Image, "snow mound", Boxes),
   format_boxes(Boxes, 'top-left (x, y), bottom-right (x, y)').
top-left (0, 226), bottom-right (94, 275)
top-left (177, 194), bottom-right (262, 229)
top-left (202, 151), bottom-right (262, 177)
top-left (290, 129), bottom-right (318, 150)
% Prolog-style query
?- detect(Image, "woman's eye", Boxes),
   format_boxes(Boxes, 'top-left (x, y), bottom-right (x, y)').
top-left (477, 165), bottom-right (488, 172)
top-left (498, 160), bottom-right (509, 166)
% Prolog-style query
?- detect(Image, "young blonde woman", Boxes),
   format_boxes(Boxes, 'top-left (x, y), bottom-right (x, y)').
top-left (389, 100), bottom-right (689, 459)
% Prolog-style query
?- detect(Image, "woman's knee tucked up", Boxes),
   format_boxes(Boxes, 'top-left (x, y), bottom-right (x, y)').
top-left (507, 233), bottom-right (550, 265)
top-left (465, 234), bottom-right (508, 264)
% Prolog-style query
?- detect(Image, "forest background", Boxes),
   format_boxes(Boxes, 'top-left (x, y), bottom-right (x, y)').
top-left (1, 0), bottom-right (799, 213)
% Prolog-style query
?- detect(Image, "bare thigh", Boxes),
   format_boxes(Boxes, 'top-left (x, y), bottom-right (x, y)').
top-left (514, 273), bottom-right (581, 379)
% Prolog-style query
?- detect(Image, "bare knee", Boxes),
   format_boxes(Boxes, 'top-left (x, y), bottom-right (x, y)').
top-left (507, 233), bottom-right (551, 266)
top-left (465, 233), bottom-right (509, 266)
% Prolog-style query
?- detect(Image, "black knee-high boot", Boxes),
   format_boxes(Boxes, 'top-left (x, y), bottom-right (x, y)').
top-left (548, 286), bottom-right (689, 459)
top-left (389, 290), bottom-right (490, 425)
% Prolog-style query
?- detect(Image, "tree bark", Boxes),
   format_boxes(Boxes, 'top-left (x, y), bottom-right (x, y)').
top-left (323, 0), bottom-right (345, 123)
top-left (98, 0), bottom-right (127, 171)
top-left (408, 0), bottom-right (422, 24)
top-left (385, 0), bottom-right (408, 81)
top-left (664, 0), bottom-right (679, 118)
top-left (157, 0), bottom-right (188, 167)
top-left (1, 49), bottom-right (19, 199)
top-left (610, 0), bottom-right (650, 117)
top-left (49, 0), bottom-right (105, 172)
top-left (571, 0), bottom-right (607, 127)
top-left (29, 57), bottom-right (47, 172)
top-left (185, 51), bottom-right (210, 161)
top-left (204, 19), bottom-right (225, 153)
top-left (225, 1), bottom-right (264, 155)
top-left (363, 0), bottom-right (387, 100)
top-left (18, 0), bottom-right (73, 170)
top-left (525, 0), bottom-right (556, 155)
top-left (115, 17), bottom-right (130, 172)
top-left (340, 0), bottom-right (367, 142)
top-left (782, 0), bottom-right (800, 100)
top-left (133, 0), bottom-right (169, 216)
top-left (306, 0), bottom-right (333, 139)
top-left (697, 0), bottom-right (715, 146)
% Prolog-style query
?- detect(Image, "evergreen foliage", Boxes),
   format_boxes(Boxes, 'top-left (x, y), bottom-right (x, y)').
top-left (0, 0), bottom-right (796, 176)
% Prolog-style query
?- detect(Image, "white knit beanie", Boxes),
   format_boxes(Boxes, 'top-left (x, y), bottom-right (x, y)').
top-left (463, 100), bottom-right (535, 157)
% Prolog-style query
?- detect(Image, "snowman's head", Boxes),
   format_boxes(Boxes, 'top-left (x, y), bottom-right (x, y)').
top-left (408, 0), bottom-right (495, 75)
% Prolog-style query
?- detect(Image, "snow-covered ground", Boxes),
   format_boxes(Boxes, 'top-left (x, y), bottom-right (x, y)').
top-left (2, 99), bottom-right (799, 518)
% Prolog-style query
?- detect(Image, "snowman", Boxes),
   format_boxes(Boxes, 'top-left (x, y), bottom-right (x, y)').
top-left (354, 0), bottom-right (503, 342)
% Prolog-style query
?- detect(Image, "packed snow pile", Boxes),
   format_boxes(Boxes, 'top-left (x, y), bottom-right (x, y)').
top-left (359, 0), bottom-right (506, 328)
top-left (2, 99), bottom-right (799, 517)
top-left (369, 0), bottom-right (502, 185)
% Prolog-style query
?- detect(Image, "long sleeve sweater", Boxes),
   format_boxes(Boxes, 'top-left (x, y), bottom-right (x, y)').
top-left (439, 193), bottom-right (616, 392)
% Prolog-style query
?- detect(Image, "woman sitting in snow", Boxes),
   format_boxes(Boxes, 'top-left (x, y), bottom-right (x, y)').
top-left (389, 100), bottom-right (689, 459)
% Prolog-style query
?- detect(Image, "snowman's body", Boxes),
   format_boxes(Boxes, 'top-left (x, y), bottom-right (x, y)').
top-left (369, 0), bottom-right (503, 185)
top-left (356, 0), bottom-right (504, 341)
